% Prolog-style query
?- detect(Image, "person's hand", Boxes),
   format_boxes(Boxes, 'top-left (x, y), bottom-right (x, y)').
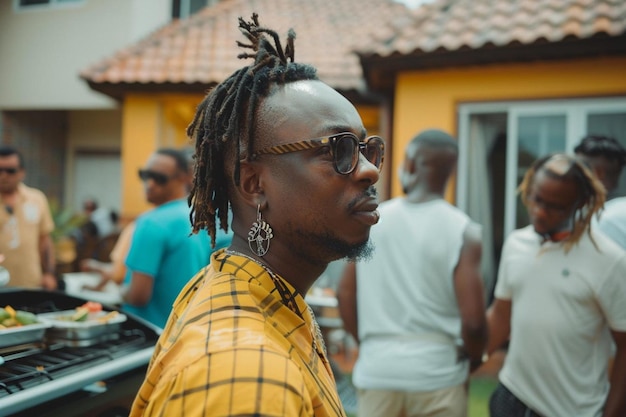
top-left (80, 258), bottom-right (99, 272)
top-left (82, 277), bottom-right (109, 292)
top-left (0, 253), bottom-right (5, 263)
top-left (42, 272), bottom-right (58, 291)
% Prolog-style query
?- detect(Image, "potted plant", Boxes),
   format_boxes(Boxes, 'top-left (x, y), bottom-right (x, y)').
top-left (48, 199), bottom-right (88, 266)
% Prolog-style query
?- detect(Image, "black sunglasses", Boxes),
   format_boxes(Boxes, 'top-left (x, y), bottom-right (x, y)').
top-left (253, 132), bottom-right (385, 175)
top-left (0, 167), bottom-right (19, 175)
top-left (138, 169), bottom-right (176, 185)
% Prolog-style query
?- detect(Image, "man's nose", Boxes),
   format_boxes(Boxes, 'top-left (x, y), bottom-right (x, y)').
top-left (531, 202), bottom-right (548, 219)
top-left (354, 152), bottom-right (380, 185)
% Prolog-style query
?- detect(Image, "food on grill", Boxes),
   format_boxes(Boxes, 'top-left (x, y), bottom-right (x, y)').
top-left (0, 290), bottom-right (159, 416)
top-left (0, 306), bottom-right (39, 328)
top-left (71, 307), bottom-right (89, 322)
top-left (81, 301), bottom-right (103, 313)
top-left (54, 301), bottom-right (104, 322)
top-left (0, 306), bottom-right (9, 321)
top-left (16, 310), bottom-right (38, 325)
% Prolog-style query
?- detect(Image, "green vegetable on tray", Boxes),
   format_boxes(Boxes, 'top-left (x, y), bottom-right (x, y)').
top-left (71, 307), bottom-right (89, 322)
top-left (56, 305), bottom-right (100, 322)
top-left (0, 306), bottom-right (38, 328)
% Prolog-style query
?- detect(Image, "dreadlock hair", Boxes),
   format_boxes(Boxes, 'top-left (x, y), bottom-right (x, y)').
top-left (518, 153), bottom-right (606, 253)
top-left (186, 13), bottom-right (318, 247)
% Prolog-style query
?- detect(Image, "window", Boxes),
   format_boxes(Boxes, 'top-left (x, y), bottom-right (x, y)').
top-left (16, 0), bottom-right (82, 9)
top-left (172, 0), bottom-right (215, 19)
top-left (457, 97), bottom-right (626, 295)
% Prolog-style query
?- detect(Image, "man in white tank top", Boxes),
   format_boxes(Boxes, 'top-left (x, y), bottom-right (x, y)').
top-left (337, 129), bottom-right (487, 417)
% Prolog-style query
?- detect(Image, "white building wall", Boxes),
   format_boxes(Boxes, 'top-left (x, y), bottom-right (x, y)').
top-left (0, 0), bottom-right (170, 109)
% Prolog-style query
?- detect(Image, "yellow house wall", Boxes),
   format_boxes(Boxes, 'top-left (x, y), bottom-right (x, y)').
top-left (393, 56), bottom-right (626, 198)
top-left (121, 94), bottom-right (202, 218)
top-left (120, 93), bottom-right (380, 217)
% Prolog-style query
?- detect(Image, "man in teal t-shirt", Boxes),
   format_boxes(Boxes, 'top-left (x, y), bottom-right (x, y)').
top-left (122, 148), bottom-right (232, 328)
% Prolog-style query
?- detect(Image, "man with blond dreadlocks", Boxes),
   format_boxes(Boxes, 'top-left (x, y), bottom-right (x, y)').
top-left (129, 13), bottom-right (384, 417)
top-left (487, 153), bottom-right (626, 417)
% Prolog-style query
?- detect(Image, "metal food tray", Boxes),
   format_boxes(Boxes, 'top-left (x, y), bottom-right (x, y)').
top-left (37, 310), bottom-right (127, 341)
top-left (0, 322), bottom-right (51, 348)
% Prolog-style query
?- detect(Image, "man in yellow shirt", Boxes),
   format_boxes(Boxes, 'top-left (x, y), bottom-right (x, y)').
top-left (130, 14), bottom-right (384, 417)
top-left (0, 145), bottom-right (56, 290)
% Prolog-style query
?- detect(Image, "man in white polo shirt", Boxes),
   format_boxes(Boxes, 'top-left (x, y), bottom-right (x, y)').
top-left (487, 153), bottom-right (626, 417)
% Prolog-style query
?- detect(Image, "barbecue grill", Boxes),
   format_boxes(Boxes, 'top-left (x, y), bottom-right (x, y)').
top-left (0, 289), bottom-right (160, 417)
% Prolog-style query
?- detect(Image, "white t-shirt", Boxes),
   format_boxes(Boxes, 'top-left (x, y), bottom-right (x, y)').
top-left (91, 207), bottom-right (116, 237)
top-left (596, 197), bottom-right (626, 250)
top-left (353, 198), bottom-right (472, 391)
top-left (495, 225), bottom-right (626, 417)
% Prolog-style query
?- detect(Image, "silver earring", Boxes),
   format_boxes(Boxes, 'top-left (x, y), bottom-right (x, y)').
top-left (248, 204), bottom-right (273, 257)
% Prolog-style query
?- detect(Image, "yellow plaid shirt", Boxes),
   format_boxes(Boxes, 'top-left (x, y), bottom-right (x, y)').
top-left (130, 249), bottom-right (346, 416)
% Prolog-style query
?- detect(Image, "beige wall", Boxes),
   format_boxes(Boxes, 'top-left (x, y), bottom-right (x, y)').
top-left (0, 0), bottom-right (170, 110)
top-left (392, 56), bottom-right (626, 197)
top-left (68, 109), bottom-right (122, 150)
top-left (64, 109), bottom-right (122, 208)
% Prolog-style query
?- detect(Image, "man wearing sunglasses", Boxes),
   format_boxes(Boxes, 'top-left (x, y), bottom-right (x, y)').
top-left (130, 15), bottom-right (382, 417)
top-left (121, 148), bottom-right (232, 329)
top-left (337, 129), bottom-right (487, 417)
top-left (0, 145), bottom-right (56, 290)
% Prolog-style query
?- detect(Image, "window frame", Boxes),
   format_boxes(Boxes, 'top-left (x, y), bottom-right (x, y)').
top-left (13, 0), bottom-right (84, 12)
top-left (458, 96), bottom-right (626, 239)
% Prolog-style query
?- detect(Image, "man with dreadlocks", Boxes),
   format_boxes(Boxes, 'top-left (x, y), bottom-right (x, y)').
top-left (129, 14), bottom-right (383, 417)
top-left (487, 153), bottom-right (626, 417)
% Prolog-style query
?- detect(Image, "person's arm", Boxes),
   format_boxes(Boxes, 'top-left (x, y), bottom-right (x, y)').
top-left (454, 223), bottom-right (487, 372)
top-left (122, 271), bottom-right (154, 306)
top-left (336, 262), bottom-right (359, 344)
top-left (39, 233), bottom-right (57, 291)
top-left (82, 223), bottom-right (135, 290)
top-left (603, 331), bottom-right (626, 416)
top-left (108, 221), bottom-right (135, 284)
top-left (80, 258), bottom-right (117, 291)
top-left (486, 298), bottom-right (511, 355)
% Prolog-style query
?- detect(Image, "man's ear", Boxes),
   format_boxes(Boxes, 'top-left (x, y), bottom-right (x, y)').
top-left (404, 156), bottom-right (416, 174)
top-left (237, 160), bottom-right (265, 207)
top-left (16, 169), bottom-right (26, 184)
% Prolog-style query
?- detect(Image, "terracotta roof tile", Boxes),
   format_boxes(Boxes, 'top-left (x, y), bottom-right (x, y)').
top-left (359, 0), bottom-right (626, 59)
top-left (81, 0), bottom-right (412, 93)
top-left (82, 0), bottom-right (625, 96)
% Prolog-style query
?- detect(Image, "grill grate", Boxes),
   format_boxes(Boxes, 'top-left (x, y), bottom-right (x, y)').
top-left (0, 329), bottom-right (151, 398)
top-left (0, 290), bottom-right (160, 416)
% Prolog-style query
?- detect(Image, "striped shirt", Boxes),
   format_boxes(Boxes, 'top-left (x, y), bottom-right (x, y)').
top-left (130, 249), bottom-right (346, 416)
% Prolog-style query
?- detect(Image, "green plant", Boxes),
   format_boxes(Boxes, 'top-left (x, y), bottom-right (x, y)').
top-left (48, 198), bottom-right (88, 242)
top-left (469, 377), bottom-right (498, 417)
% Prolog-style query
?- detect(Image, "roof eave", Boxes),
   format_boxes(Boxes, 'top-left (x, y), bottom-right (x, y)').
top-left (84, 80), bottom-right (383, 106)
top-left (360, 34), bottom-right (626, 93)
top-left (84, 80), bottom-right (217, 101)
